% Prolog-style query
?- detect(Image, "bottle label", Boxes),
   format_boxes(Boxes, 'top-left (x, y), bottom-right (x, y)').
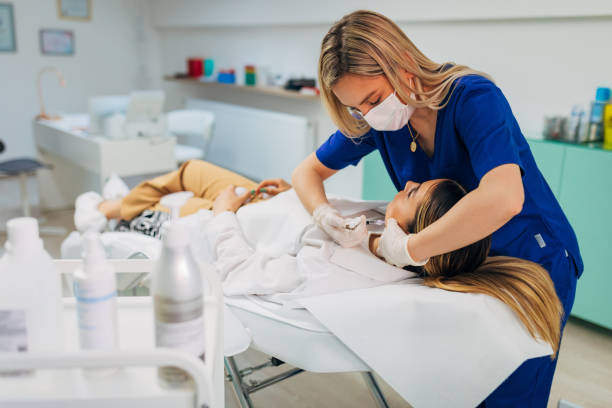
top-left (154, 295), bottom-right (205, 358)
top-left (0, 309), bottom-right (31, 376)
top-left (0, 310), bottom-right (28, 353)
top-left (74, 287), bottom-right (118, 350)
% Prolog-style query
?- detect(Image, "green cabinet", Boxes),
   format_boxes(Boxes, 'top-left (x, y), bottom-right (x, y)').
top-left (516, 140), bottom-right (612, 329)
top-left (556, 146), bottom-right (612, 328)
top-left (362, 151), bottom-right (397, 201)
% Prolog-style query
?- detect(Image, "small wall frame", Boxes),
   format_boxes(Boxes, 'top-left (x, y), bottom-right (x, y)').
top-left (40, 29), bottom-right (74, 56)
top-left (0, 3), bottom-right (17, 52)
top-left (57, 0), bottom-right (91, 21)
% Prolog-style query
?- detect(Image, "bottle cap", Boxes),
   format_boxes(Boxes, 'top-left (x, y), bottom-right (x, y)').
top-left (159, 192), bottom-right (194, 248)
top-left (163, 221), bottom-right (190, 248)
top-left (160, 191), bottom-right (194, 220)
top-left (6, 217), bottom-right (42, 252)
top-left (595, 87), bottom-right (611, 102)
top-left (82, 232), bottom-right (106, 275)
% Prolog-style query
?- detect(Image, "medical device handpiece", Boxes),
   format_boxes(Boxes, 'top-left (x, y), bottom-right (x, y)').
top-left (344, 216), bottom-right (364, 230)
top-left (73, 232), bottom-right (119, 375)
top-left (366, 219), bottom-right (385, 226)
top-left (153, 192), bottom-right (205, 387)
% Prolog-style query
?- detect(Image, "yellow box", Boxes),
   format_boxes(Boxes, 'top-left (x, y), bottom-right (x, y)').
top-left (605, 104), bottom-right (612, 150)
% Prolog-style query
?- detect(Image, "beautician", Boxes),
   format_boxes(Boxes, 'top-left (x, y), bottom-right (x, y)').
top-left (290, 10), bottom-right (582, 407)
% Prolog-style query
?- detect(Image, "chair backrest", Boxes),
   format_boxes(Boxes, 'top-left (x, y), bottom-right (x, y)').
top-left (167, 110), bottom-right (215, 158)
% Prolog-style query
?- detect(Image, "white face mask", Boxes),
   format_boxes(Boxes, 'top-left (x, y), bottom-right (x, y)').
top-left (363, 91), bottom-right (415, 131)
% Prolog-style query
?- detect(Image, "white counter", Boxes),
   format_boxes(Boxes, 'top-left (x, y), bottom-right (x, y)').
top-left (34, 114), bottom-right (176, 209)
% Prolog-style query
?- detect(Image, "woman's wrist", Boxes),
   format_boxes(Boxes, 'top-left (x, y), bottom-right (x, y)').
top-left (407, 232), bottom-right (426, 263)
top-left (369, 234), bottom-right (381, 257)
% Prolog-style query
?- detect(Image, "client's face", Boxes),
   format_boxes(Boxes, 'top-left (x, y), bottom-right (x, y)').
top-left (385, 179), bottom-right (441, 233)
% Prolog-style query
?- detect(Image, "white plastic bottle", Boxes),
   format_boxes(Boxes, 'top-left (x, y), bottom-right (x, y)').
top-left (0, 218), bottom-right (63, 375)
top-left (152, 192), bottom-right (205, 387)
top-left (73, 233), bottom-right (118, 352)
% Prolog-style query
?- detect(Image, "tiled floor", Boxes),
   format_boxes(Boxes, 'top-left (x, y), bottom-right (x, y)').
top-left (1, 207), bottom-right (611, 408)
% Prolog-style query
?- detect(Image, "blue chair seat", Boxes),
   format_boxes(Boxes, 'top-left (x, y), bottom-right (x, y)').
top-left (0, 158), bottom-right (51, 175)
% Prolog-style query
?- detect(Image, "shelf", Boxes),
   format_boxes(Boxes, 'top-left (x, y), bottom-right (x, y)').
top-left (163, 76), bottom-right (320, 101)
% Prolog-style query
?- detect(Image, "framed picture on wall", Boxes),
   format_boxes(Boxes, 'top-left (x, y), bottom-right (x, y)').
top-left (40, 29), bottom-right (74, 56)
top-left (0, 3), bottom-right (16, 52)
top-left (57, 0), bottom-right (91, 21)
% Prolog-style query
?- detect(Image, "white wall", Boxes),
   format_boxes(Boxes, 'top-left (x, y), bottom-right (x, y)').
top-left (150, 0), bottom-right (612, 27)
top-left (0, 0), bottom-right (160, 209)
top-left (152, 2), bottom-right (612, 198)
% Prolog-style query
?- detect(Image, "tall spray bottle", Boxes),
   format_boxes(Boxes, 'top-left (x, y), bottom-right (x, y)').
top-left (73, 232), bottom-right (119, 375)
top-left (152, 192), bottom-right (205, 386)
top-left (0, 218), bottom-right (63, 375)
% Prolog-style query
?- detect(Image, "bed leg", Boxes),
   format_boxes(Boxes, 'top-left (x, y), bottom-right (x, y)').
top-left (362, 372), bottom-right (390, 408)
top-left (225, 356), bottom-right (255, 408)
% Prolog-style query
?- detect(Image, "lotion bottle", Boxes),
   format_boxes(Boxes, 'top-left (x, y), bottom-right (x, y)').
top-left (73, 233), bottom-right (118, 352)
top-left (0, 218), bottom-right (63, 375)
top-left (152, 192), bottom-right (205, 386)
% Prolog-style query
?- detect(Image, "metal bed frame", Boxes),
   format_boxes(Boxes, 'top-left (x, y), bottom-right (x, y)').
top-left (224, 355), bottom-right (390, 408)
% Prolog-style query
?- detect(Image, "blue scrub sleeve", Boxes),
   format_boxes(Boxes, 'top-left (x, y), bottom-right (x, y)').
top-left (454, 84), bottom-right (524, 180)
top-left (315, 130), bottom-right (377, 170)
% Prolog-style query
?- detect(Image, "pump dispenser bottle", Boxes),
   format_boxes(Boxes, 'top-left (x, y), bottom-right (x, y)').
top-left (152, 192), bottom-right (205, 386)
top-left (0, 217), bottom-right (63, 375)
top-left (73, 233), bottom-right (118, 352)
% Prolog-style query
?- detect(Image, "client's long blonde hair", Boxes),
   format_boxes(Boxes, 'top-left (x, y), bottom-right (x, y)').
top-left (414, 180), bottom-right (564, 358)
top-left (318, 10), bottom-right (490, 137)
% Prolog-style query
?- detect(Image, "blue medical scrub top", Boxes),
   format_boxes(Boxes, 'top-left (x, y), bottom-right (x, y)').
top-left (316, 75), bottom-right (583, 277)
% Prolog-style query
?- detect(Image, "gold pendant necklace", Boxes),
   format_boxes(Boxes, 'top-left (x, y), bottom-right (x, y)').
top-left (408, 123), bottom-right (419, 153)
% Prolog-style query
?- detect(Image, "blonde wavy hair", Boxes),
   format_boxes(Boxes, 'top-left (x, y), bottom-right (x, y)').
top-left (319, 10), bottom-right (491, 137)
top-left (411, 180), bottom-right (564, 357)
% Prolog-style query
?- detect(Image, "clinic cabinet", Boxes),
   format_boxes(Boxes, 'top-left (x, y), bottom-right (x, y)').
top-left (362, 139), bottom-right (612, 330)
top-left (529, 139), bottom-right (612, 330)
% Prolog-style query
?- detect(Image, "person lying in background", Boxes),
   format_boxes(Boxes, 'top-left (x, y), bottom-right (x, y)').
top-left (75, 159), bottom-right (562, 359)
top-left (75, 159), bottom-right (298, 239)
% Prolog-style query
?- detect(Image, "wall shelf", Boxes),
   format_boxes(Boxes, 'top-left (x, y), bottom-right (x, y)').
top-left (163, 76), bottom-right (320, 102)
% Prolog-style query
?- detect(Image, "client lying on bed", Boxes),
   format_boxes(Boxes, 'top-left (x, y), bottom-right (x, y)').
top-left (371, 178), bottom-right (563, 357)
top-left (76, 159), bottom-right (562, 356)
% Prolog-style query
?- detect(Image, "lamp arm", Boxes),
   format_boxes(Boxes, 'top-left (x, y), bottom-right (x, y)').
top-left (36, 66), bottom-right (66, 120)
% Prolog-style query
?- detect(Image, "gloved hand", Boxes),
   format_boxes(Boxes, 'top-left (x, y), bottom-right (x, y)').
top-left (376, 218), bottom-right (429, 267)
top-left (312, 203), bottom-right (367, 248)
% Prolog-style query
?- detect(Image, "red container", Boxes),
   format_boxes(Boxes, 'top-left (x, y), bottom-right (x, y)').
top-left (187, 57), bottom-right (204, 77)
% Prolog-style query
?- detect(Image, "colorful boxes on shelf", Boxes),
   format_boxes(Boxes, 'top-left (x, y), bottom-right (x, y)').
top-left (245, 65), bottom-right (256, 86)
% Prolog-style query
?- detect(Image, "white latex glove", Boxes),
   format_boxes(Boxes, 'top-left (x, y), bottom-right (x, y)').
top-left (376, 218), bottom-right (429, 268)
top-left (74, 191), bottom-right (107, 233)
top-left (312, 203), bottom-right (367, 248)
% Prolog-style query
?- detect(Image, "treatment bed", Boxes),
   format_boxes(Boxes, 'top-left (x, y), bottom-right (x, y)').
top-left (59, 194), bottom-right (554, 407)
